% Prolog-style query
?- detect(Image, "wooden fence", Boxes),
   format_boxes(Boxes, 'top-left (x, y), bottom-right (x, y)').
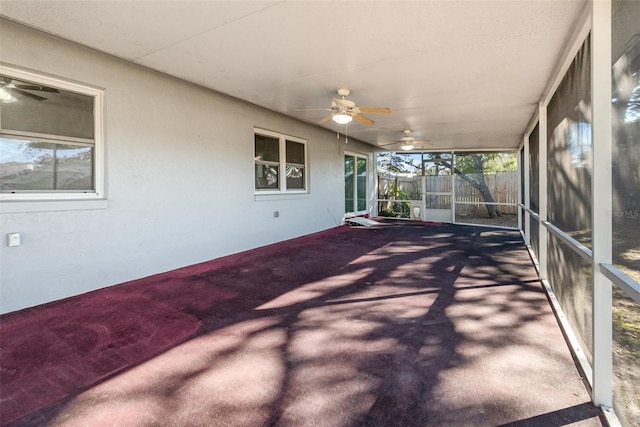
top-left (378, 171), bottom-right (519, 216)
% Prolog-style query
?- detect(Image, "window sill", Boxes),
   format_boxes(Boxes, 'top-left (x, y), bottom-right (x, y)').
top-left (0, 198), bottom-right (109, 213)
top-left (254, 193), bottom-right (310, 202)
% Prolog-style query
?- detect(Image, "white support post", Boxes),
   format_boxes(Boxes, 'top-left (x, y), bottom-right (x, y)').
top-left (450, 152), bottom-right (456, 223)
top-left (517, 144), bottom-right (523, 231)
top-left (538, 104), bottom-right (548, 281)
top-left (523, 135), bottom-right (531, 246)
top-left (373, 152), bottom-right (379, 217)
top-left (591, 0), bottom-right (613, 409)
top-left (421, 174), bottom-right (426, 221)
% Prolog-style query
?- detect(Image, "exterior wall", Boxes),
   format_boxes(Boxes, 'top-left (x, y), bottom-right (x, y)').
top-left (0, 20), bottom-right (375, 313)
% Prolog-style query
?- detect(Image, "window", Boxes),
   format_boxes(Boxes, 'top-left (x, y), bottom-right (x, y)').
top-left (254, 129), bottom-right (307, 193)
top-left (0, 65), bottom-right (104, 201)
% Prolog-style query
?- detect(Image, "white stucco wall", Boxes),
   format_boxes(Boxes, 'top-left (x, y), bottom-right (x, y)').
top-left (0, 20), bottom-right (375, 313)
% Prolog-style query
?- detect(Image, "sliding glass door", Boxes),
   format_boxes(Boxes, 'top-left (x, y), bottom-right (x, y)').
top-left (345, 154), bottom-right (367, 215)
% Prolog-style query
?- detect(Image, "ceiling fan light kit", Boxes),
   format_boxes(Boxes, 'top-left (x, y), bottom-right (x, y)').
top-left (378, 129), bottom-right (433, 151)
top-left (295, 88), bottom-right (391, 127)
top-left (332, 113), bottom-right (353, 124)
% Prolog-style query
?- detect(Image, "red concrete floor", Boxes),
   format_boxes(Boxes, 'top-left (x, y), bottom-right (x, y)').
top-left (0, 221), bottom-right (604, 426)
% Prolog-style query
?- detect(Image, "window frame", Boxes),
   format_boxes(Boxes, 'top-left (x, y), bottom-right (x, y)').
top-left (254, 128), bottom-right (307, 194)
top-left (344, 151), bottom-right (369, 215)
top-left (0, 64), bottom-right (105, 202)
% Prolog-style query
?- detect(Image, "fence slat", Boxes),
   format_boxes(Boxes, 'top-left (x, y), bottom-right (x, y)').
top-left (378, 171), bottom-right (518, 215)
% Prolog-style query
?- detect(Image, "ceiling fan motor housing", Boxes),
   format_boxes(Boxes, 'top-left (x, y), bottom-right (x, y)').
top-left (332, 98), bottom-right (356, 109)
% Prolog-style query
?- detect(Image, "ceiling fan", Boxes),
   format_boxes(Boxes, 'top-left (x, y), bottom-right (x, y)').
top-left (295, 88), bottom-right (391, 126)
top-left (0, 76), bottom-right (59, 102)
top-left (380, 129), bottom-right (433, 151)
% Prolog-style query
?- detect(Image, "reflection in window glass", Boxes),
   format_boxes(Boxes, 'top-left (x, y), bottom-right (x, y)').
top-left (0, 137), bottom-right (93, 192)
top-left (286, 166), bottom-right (304, 190)
top-left (285, 140), bottom-right (305, 190)
top-left (345, 155), bottom-right (354, 213)
top-left (357, 158), bottom-right (367, 211)
top-left (0, 71), bottom-right (98, 196)
top-left (255, 164), bottom-right (279, 190)
top-left (344, 154), bottom-right (368, 214)
top-left (254, 130), bottom-right (306, 192)
top-left (255, 134), bottom-right (280, 163)
top-left (0, 75), bottom-right (94, 140)
top-left (286, 140), bottom-right (304, 165)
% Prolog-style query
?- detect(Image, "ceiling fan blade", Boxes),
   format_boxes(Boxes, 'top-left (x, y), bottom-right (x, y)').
top-left (293, 108), bottom-right (332, 112)
top-left (318, 114), bottom-right (333, 124)
top-left (353, 114), bottom-right (374, 125)
top-left (9, 87), bottom-right (47, 101)
top-left (14, 84), bottom-right (59, 93)
top-left (358, 107), bottom-right (392, 114)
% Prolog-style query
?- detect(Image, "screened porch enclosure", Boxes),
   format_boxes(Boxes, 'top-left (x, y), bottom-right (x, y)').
top-left (374, 3), bottom-right (640, 424)
top-left (518, 3), bottom-right (640, 425)
top-left (1, 0), bottom-right (639, 425)
top-left (377, 152), bottom-right (519, 228)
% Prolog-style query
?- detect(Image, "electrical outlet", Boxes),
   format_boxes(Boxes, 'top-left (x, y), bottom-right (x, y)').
top-left (7, 233), bottom-right (21, 247)
top-left (273, 211), bottom-right (279, 218)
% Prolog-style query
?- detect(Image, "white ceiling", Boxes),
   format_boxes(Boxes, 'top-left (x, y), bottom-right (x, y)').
top-left (0, 0), bottom-right (588, 151)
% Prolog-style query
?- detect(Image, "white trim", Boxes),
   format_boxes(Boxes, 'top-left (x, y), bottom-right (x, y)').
top-left (253, 127), bottom-right (308, 195)
top-left (601, 406), bottom-right (623, 427)
top-left (254, 194), bottom-right (310, 202)
top-left (524, 111), bottom-right (540, 144)
top-left (0, 63), bottom-right (104, 97)
top-left (545, 220), bottom-right (593, 260)
top-left (517, 145), bottom-right (522, 230)
top-left (0, 63), bottom-right (106, 202)
top-left (454, 201), bottom-right (518, 207)
top-left (590, 0), bottom-right (613, 408)
top-left (538, 104), bottom-right (548, 281)
top-left (0, 130), bottom-right (94, 146)
top-left (521, 205), bottom-right (593, 261)
top-left (344, 151), bottom-right (369, 216)
top-left (450, 154), bottom-right (456, 223)
top-left (601, 264), bottom-right (640, 305)
top-left (523, 135), bottom-right (531, 245)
